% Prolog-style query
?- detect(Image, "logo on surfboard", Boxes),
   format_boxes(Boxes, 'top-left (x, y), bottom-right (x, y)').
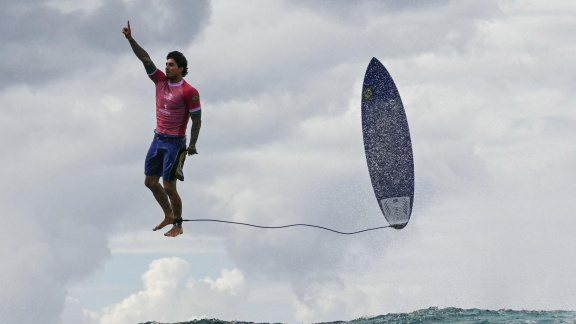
top-left (363, 86), bottom-right (374, 100)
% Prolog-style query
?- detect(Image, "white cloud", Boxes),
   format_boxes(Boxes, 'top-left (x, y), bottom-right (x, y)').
top-left (94, 258), bottom-right (246, 324)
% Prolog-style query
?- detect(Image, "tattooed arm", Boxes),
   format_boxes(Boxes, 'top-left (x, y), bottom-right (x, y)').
top-left (187, 113), bottom-right (202, 155)
top-left (121, 20), bottom-right (155, 73)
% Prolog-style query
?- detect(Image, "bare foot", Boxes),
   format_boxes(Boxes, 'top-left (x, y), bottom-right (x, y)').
top-left (153, 217), bottom-right (173, 231)
top-left (164, 225), bottom-right (183, 237)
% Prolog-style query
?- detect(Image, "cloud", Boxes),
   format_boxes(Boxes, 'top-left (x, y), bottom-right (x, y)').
top-left (0, 0), bottom-right (210, 89)
top-left (95, 258), bottom-right (247, 324)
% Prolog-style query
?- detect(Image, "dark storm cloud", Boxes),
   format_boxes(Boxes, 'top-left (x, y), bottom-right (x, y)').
top-left (0, 0), bottom-right (210, 89)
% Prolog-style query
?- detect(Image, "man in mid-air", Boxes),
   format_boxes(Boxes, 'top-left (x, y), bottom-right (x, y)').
top-left (122, 20), bottom-right (202, 237)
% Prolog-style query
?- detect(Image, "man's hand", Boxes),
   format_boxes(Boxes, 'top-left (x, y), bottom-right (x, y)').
top-left (121, 20), bottom-right (132, 39)
top-left (187, 145), bottom-right (198, 156)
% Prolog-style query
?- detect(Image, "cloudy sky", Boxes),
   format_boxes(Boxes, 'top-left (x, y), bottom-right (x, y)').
top-left (2, 0), bottom-right (576, 323)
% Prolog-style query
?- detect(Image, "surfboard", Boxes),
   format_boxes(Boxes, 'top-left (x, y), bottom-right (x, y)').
top-left (361, 57), bottom-right (414, 229)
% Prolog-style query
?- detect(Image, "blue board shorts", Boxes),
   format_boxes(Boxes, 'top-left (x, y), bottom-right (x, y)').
top-left (145, 131), bottom-right (187, 181)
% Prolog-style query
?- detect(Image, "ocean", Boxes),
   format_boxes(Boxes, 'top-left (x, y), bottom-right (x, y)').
top-left (141, 307), bottom-right (576, 324)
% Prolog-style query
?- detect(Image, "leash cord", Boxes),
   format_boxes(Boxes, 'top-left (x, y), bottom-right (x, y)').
top-left (176, 218), bottom-right (394, 235)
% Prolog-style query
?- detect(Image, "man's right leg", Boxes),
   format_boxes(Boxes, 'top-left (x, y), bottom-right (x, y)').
top-left (145, 175), bottom-right (175, 231)
top-left (162, 179), bottom-right (184, 237)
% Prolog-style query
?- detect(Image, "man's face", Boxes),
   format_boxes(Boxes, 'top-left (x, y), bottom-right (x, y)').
top-left (165, 58), bottom-right (183, 80)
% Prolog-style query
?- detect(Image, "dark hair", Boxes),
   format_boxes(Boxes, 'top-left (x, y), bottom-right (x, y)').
top-left (166, 51), bottom-right (188, 77)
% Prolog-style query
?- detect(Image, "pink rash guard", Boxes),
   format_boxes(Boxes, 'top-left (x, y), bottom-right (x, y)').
top-left (149, 69), bottom-right (201, 136)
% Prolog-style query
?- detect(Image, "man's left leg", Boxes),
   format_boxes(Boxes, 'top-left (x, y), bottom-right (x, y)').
top-left (163, 179), bottom-right (183, 237)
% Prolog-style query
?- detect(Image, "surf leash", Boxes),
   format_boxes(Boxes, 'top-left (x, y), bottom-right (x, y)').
top-left (173, 218), bottom-right (395, 235)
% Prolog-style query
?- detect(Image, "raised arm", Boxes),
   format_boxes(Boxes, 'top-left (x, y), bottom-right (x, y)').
top-left (122, 20), bottom-right (155, 73)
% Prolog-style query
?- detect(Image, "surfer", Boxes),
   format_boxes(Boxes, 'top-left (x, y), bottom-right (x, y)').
top-left (122, 20), bottom-right (202, 237)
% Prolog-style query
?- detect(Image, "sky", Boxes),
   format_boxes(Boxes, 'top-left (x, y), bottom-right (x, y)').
top-left (1, 0), bottom-right (576, 323)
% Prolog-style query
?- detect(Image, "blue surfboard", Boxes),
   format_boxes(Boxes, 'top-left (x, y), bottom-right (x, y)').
top-left (361, 57), bottom-right (414, 229)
